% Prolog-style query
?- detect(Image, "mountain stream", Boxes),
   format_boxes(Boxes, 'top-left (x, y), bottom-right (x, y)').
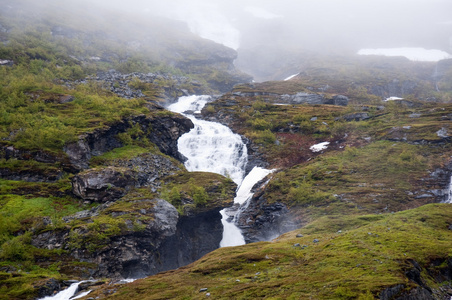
top-left (39, 95), bottom-right (272, 300)
top-left (168, 95), bottom-right (272, 246)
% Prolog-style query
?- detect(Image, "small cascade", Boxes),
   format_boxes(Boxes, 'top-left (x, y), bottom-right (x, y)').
top-left (434, 63), bottom-right (440, 92)
top-left (38, 281), bottom-right (87, 300)
top-left (168, 95), bottom-right (247, 185)
top-left (168, 95), bottom-right (272, 247)
top-left (447, 175), bottom-right (452, 204)
top-left (220, 167), bottom-right (273, 247)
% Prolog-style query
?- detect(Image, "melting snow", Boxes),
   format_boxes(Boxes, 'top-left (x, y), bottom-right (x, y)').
top-left (310, 142), bottom-right (330, 152)
top-left (284, 73), bottom-right (300, 81)
top-left (358, 48), bottom-right (451, 62)
top-left (385, 96), bottom-right (404, 101)
top-left (38, 281), bottom-right (87, 300)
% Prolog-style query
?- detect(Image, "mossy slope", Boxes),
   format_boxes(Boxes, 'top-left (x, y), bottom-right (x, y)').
top-left (86, 204), bottom-right (452, 299)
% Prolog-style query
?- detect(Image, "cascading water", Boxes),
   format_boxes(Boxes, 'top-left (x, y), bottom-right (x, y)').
top-left (168, 95), bottom-right (247, 185)
top-left (447, 175), bottom-right (452, 204)
top-left (38, 281), bottom-right (90, 300)
top-left (168, 95), bottom-right (272, 247)
top-left (220, 166), bottom-right (273, 247)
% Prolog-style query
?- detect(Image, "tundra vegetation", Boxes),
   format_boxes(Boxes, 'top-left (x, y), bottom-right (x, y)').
top-left (1, 1), bottom-right (452, 299)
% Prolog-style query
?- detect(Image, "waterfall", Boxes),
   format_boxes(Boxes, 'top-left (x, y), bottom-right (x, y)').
top-left (447, 175), bottom-right (452, 204)
top-left (38, 281), bottom-right (88, 300)
top-left (168, 95), bottom-right (272, 247)
top-left (168, 95), bottom-right (247, 185)
top-left (220, 166), bottom-right (273, 247)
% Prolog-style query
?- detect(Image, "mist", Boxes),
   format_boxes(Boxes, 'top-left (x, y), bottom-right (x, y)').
top-left (80, 0), bottom-right (452, 52)
top-left (2, 0), bottom-right (451, 80)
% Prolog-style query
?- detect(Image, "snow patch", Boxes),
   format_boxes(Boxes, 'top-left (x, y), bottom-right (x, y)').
top-left (437, 128), bottom-right (449, 138)
top-left (284, 73), bottom-right (300, 81)
top-left (358, 48), bottom-right (451, 62)
top-left (385, 96), bottom-right (404, 101)
top-left (310, 142), bottom-right (330, 152)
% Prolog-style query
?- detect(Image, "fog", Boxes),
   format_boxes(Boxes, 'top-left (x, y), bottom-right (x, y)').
top-left (8, 0), bottom-right (449, 52)
top-left (84, 0), bottom-right (452, 53)
top-left (2, 0), bottom-right (452, 79)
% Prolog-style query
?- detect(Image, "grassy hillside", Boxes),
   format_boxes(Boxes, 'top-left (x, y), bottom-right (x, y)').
top-left (84, 204), bottom-right (452, 299)
top-left (1, 1), bottom-right (452, 299)
top-left (0, 2), bottom-right (245, 298)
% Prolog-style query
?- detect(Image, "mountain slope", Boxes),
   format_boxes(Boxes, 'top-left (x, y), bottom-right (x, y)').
top-left (85, 204), bottom-right (452, 299)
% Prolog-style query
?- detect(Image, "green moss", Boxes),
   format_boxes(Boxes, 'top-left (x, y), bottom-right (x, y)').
top-left (94, 204), bottom-right (452, 300)
top-left (161, 171), bottom-right (236, 214)
top-left (0, 68), bottom-right (150, 152)
top-left (89, 145), bottom-right (151, 166)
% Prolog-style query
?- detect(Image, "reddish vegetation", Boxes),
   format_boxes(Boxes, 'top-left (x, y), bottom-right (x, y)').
top-left (271, 133), bottom-right (318, 168)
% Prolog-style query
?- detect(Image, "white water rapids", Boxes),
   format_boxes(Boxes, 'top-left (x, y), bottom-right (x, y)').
top-left (168, 95), bottom-right (247, 185)
top-left (38, 281), bottom-right (90, 300)
top-left (168, 95), bottom-right (272, 247)
top-left (41, 95), bottom-right (271, 300)
top-left (447, 175), bottom-right (452, 204)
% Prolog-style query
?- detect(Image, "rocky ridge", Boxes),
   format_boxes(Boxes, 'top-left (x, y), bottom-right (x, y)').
top-left (63, 70), bottom-right (203, 102)
top-left (63, 111), bottom-right (193, 171)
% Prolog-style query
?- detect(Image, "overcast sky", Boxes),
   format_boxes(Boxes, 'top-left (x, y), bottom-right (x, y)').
top-left (5, 0), bottom-right (452, 53)
top-left (93, 0), bottom-right (452, 52)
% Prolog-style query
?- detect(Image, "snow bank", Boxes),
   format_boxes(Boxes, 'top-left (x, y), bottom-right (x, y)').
top-left (358, 48), bottom-right (451, 62)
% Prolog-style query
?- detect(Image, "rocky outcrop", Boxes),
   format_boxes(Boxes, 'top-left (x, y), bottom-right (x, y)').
top-left (369, 79), bottom-right (418, 99)
top-left (32, 197), bottom-right (227, 279)
top-left (379, 258), bottom-right (452, 299)
top-left (72, 167), bottom-right (138, 202)
top-left (34, 278), bottom-right (65, 299)
top-left (235, 180), bottom-right (299, 243)
top-left (279, 93), bottom-right (349, 106)
top-left (65, 70), bottom-right (203, 101)
top-left (148, 208), bottom-right (224, 277)
top-left (0, 145), bottom-right (64, 182)
top-left (64, 113), bottom-right (193, 171)
top-left (337, 112), bottom-right (371, 122)
top-left (88, 198), bottom-right (179, 278)
top-left (72, 153), bottom-right (183, 202)
top-left (0, 166), bottom-right (63, 182)
top-left (1, 145), bottom-right (60, 164)
top-left (108, 153), bottom-right (182, 191)
top-left (230, 91), bottom-right (349, 106)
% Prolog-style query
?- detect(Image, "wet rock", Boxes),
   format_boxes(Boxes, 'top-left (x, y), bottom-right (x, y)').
top-left (107, 153), bottom-right (182, 190)
top-left (236, 185), bottom-right (299, 243)
top-left (72, 167), bottom-right (138, 202)
top-left (379, 284), bottom-right (405, 300)
top-left (34, 278), bottom-right (63, 298)
top-left (33, 196), bottom-right (227, 279)
top-left (157, 208), bottom-right (225, 275)
top-left (64, 114), bottom-right (193, 170)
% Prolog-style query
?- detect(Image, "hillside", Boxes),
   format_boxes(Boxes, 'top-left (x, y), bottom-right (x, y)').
top-left (1, 1), bottom-right (452, 300)
top-left (86, 204), bottom-right (452, 299)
